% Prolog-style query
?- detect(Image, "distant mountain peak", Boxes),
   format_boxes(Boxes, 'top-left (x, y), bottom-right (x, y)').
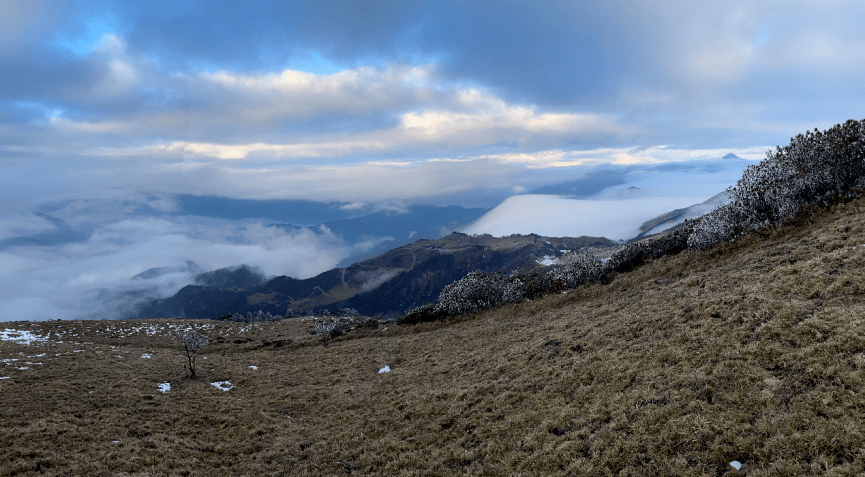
top-left (721, 153), bottom-right (742, 160)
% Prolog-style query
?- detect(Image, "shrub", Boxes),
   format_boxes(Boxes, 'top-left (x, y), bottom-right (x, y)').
top-left (398, 303), bottom-right (447, 325)
top-left (313, 321), bottom-right (345, 338)
top-left (549, 249), bottom-right (608, 287)
top-left (686, 205), bottom-right (741, 250)
top-left (690, 119), bottom-right (865, 249)
top-left (343, 314), bottom-right (380, 330)
top-left (436, 270), bottom-right (524, 316)
top-left (219, 310), bottom-right (281, 322)
top-left (520, 267), bottom-right (565, 299)
top-left (174, 328), bottom-right (210, 378)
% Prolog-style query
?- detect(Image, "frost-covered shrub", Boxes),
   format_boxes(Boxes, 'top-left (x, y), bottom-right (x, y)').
top-left (174, 329), bottom-right (210, 378)
top-left (437, 270), bottom-right (524, 316)
top-left (686, 205), bottom-right (741, 250)
top-left (602, 224), bottom-right (694, 271)
top-left (314, 321), bottom-right (345, 338)
top-left (520, 268), bottom-right (565, 299)
top-left (220, 310), bottom-right (281, 322)
top-left (312, 310), bottom-right (380, 337)
top-left (342, 313), bottom-right (380, 330)
top-left (690, 119), bottom-right (865, 249)
top-left (548, 249), bottom-right (608, 288)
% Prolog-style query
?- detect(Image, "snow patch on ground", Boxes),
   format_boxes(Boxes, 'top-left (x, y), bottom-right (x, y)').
top-left (211, 381), bottom-right (234, 391)
top-left (157, 382), bottom-right (171, 394)
top-left (379, 365), bottom-right (391, 373)
top-left (248, 366), bottom-right (258, 370)
top-left (141, 353), bottom-right (152, 359)
top-left (0, 329), bottom-right (47, 345)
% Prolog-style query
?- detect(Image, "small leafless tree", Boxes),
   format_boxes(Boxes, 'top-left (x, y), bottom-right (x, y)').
top-left (175, 329), bottom-right (210, 378)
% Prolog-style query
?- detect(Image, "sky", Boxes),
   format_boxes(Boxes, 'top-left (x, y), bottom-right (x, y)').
top-left (2, 0), bottom-right (864, 320)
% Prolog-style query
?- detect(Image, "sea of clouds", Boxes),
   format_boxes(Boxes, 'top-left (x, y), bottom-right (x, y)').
top-left (0, 195), bottom-right (386, 322)
top-left (463, 156), bottom-right (751, 240)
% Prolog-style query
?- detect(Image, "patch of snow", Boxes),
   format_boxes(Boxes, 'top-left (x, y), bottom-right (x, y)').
top-left (248, 366), bottom-right (258, 370)
top-left (211, 381), bottom-right (234, 391)
top-left (536, 256), bottom-right (557, 266)
top-left (16, 367), bottom-right (30, 370)
top-left (141, 353), bottom-right (152, 359)
top-left (0, 376), bottom-right (10, 380)
top-left (378, 365), bottom-right (391, 373)
top-left (157, 383), bottom-right (171, 394)
top-left (0, 329), bottom-right (47, 345)
top-left (730, 461), bottom-right (742, 470)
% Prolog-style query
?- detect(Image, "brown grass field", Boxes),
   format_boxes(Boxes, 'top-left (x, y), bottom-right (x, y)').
top-left (3, 197), bottom-right (865, 476)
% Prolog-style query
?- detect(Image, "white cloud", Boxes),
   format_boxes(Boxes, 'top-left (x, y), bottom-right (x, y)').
top-left (150, 139), bottom-right (388, 160)
top-left (0, 206), bottom-right (370, 321)
top-left (197, 64), bottom-right (438, 121)
top-left (462, 194), bottom-right (707, 241)
top-left (399, 91), bottom-right (632, 146)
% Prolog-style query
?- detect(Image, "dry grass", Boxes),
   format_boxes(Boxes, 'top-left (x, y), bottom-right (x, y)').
top-left (4, 198), bottom-right (865, 476)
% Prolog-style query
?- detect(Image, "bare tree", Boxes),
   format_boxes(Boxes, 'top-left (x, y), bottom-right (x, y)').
top-left (175, 329), bottom-right (210, 378)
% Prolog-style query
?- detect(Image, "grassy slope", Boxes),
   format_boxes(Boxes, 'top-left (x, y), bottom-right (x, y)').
top-left (3, 198), bottom-right (865, 476)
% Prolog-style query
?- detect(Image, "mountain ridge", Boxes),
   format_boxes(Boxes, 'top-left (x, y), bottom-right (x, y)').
top-left (134, 233), bottom-right (618, 319)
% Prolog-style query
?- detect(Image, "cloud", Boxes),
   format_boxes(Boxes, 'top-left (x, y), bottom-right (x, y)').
top-left (462, 155), bottom-right (755, 240)
top-left (0, 197), bottom-right (373, 321)
top-left (198, 64), bottom-right (436, 120)
top-left (5, 2), bottom-right (864, 211)
top-left (462, 195), bottom-right (707, 241)
top-left (31, 57), bottom-right (637, 154)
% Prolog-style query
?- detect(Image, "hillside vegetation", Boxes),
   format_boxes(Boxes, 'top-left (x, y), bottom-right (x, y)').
top-left (3, 194), bottom-right (865, 475)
